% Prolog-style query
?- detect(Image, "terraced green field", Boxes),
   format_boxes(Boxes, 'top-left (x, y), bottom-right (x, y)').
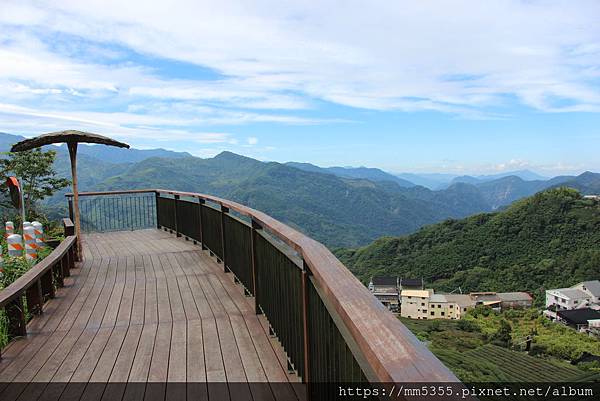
top-left (434, 344), bottom-right (600, 382)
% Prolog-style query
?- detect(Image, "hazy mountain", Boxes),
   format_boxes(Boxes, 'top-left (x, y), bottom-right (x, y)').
top-left (394, 173), bottom-right (458, 189)
top-left (73, 151), bottom-right (494, 247)
top-left (286, 162), bottom-right (416, 187)
top-left (450, 169), bottom-right (549, 186)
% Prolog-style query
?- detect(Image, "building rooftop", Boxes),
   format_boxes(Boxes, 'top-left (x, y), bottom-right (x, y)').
top-left (401, 289), bottom-right (433, 298)
top-left (429, 294), bottom-right (447, 303)
top-left (371, 276), bottom-right (398, 286)
top-left (444, 294), bottom-right (476, 308)
top-left (549, 288), bottom-right (591, 299)
top-left (400, 278), bottom-right (423, 288)
top-left (497, 292), bottom-right (533, 302)
top-left (470, 293), bottom-right (501, 303)
top-left (579, 280), bottom-right (600, 298)
top-left (557, 308), bottom-right (600, 325)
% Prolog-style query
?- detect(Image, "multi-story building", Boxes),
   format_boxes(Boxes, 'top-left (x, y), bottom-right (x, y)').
top-left (401, 289), bottom-right (476, 320)
top-left (368, 276), bottom-right (400, 312)
top-left (545, 280), bottom-right (600, 312)
top-left (400, 289), bottom-right (433, 319)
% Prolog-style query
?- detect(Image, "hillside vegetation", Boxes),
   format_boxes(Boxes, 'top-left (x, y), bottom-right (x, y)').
top-left (337, 188), bottom-right (600, 301)
top-left (401, 309), bottom-right (600, 382)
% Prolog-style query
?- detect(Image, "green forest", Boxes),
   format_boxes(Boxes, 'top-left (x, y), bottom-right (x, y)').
top-left (337, 188), bottom-right (600, 304)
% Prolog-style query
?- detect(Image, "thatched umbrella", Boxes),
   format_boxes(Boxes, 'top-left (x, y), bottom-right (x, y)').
top-left (11, 130), bottom-right (130, 260)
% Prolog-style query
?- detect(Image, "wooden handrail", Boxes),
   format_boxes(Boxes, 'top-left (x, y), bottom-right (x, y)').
top-left (0, 236), bottom-right (76, 309)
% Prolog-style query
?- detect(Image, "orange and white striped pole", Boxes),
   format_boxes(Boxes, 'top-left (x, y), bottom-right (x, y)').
top-left (32, 221), bottom-right (45, 248)
top-left (5, 221), bottom-right (14, 238)
top-left (8, 233), bottom-right (23, 257)
top-left (24, 226), bottom-right (38, 261)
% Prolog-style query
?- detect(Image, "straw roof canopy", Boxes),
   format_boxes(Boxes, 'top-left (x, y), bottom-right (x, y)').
top-left (11, 130), bottom-right (130, 152)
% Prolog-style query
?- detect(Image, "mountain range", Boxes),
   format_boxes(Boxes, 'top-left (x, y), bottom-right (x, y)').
top-left (1, 132), bottom-right (599, 248)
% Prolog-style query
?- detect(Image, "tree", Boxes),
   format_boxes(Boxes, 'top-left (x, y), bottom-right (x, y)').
top-left (492, 319), bottom-right (512, 347)
top-left (0, 149), bottom-right (69, 219)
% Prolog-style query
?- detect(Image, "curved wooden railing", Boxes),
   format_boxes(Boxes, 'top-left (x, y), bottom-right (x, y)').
top-left (67, 189), bottom-right (460, 393)
top-left (0, 219), bottom-right (79, 357)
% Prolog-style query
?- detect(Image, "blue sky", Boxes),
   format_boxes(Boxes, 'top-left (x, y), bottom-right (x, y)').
top-left (1, 0), bottom-right (599, 175)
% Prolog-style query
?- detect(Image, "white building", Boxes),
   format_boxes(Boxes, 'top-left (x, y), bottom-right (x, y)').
top-left (546, 280), bottom-right (600, 312)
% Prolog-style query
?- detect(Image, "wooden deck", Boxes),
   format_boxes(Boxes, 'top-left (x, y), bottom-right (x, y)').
top-left (0, 229), bottom-right (304, 401)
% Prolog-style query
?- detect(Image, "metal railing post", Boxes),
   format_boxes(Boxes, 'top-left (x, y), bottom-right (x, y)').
top-left (155, 191), bottom-right (161, 229)
top-left (173, 194), bottom-right (181, 237)
top-left (250, 218), bottom-right (262, 315)
top-left (302, 260), bottom-right (311, 389)
top-left (220, 205), bottom-right (229, 271)
top-left (67, 196), bottom-right (74, 222)
top-left (198, 198), bottom-right (206, 250)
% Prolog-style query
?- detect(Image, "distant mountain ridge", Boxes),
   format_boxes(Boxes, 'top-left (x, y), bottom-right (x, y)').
top-left (285, 162), bottom-right (416, 187)
top-left (1, 132), bottom-right (599, 248)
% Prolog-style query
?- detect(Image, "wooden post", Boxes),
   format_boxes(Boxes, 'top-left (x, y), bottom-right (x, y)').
top-left (41, 269), bottom-right (55, 299)
top-left (26, 280), bottom-right (43, 315)
top-left (68, 142), bottom-right (82, 261)
top-left (173, 194), bottom-right (181, 237)
top-left (302, 261), bottom-right (311, 388)
top-left (250, 218), bottom-right (262, 315)
top-left (6, 297), bottom-right (27, 338)
top-left (220, 206), bottom-right (229, 271)
top-left (63, 251), bottom-right (72, 277)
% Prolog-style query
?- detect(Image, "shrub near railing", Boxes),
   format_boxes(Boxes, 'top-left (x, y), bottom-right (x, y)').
top-left (0, 219), bottom-right (78, 353)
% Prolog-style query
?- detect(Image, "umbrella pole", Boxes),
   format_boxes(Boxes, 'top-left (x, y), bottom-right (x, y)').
top-left (68, 142), bottom-right (82, 261)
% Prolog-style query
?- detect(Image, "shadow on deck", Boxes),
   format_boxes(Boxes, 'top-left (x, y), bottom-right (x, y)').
top-left (0, 229), bottom-right (304, 401)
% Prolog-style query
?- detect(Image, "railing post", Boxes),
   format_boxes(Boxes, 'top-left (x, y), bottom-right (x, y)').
top-left (220, 205), bottom-right (229, 271)
top-left (302, 261), bottom-right (311, 389)
top-left (173, 194), bottom-right (181, 237)
top-left (26, 280), bottom-right (43, 316)
top-left (55, 260), bottom-right (65, 288)
top-left (41, 269), bottom-right (55, 299)
top-left (63, 251), bottom-right (71, 278)
top-left (67, 196), bottom-right (74, 221)
top-left (155, 191), bottom-right (161, 229)
top-left (250, 218), bottom-right (262, 315)
top-left (198, 198), bottom-right (206, 250)
top-left (6, 297), bottom-right (27, 338)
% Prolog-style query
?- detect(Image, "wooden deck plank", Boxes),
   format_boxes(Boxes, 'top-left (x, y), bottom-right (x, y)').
top-left (142, 255), bottom-right (158, 325)
top-left (100, 256), bottom-right (128, 328)
top-left (115, 255), bottom-right (137, 327)
top-left (151, 255), bottom-right (172, 324)
top-left (0, 259), bottom-right (98, 386)
top-left (159, 254), bottom-right (186, 323)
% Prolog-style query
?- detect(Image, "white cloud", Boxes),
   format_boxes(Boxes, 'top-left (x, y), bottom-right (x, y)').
top-left (0, 0), bottom-right (598, 133)
top-left (247, 137), bottom-right (258, 145)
